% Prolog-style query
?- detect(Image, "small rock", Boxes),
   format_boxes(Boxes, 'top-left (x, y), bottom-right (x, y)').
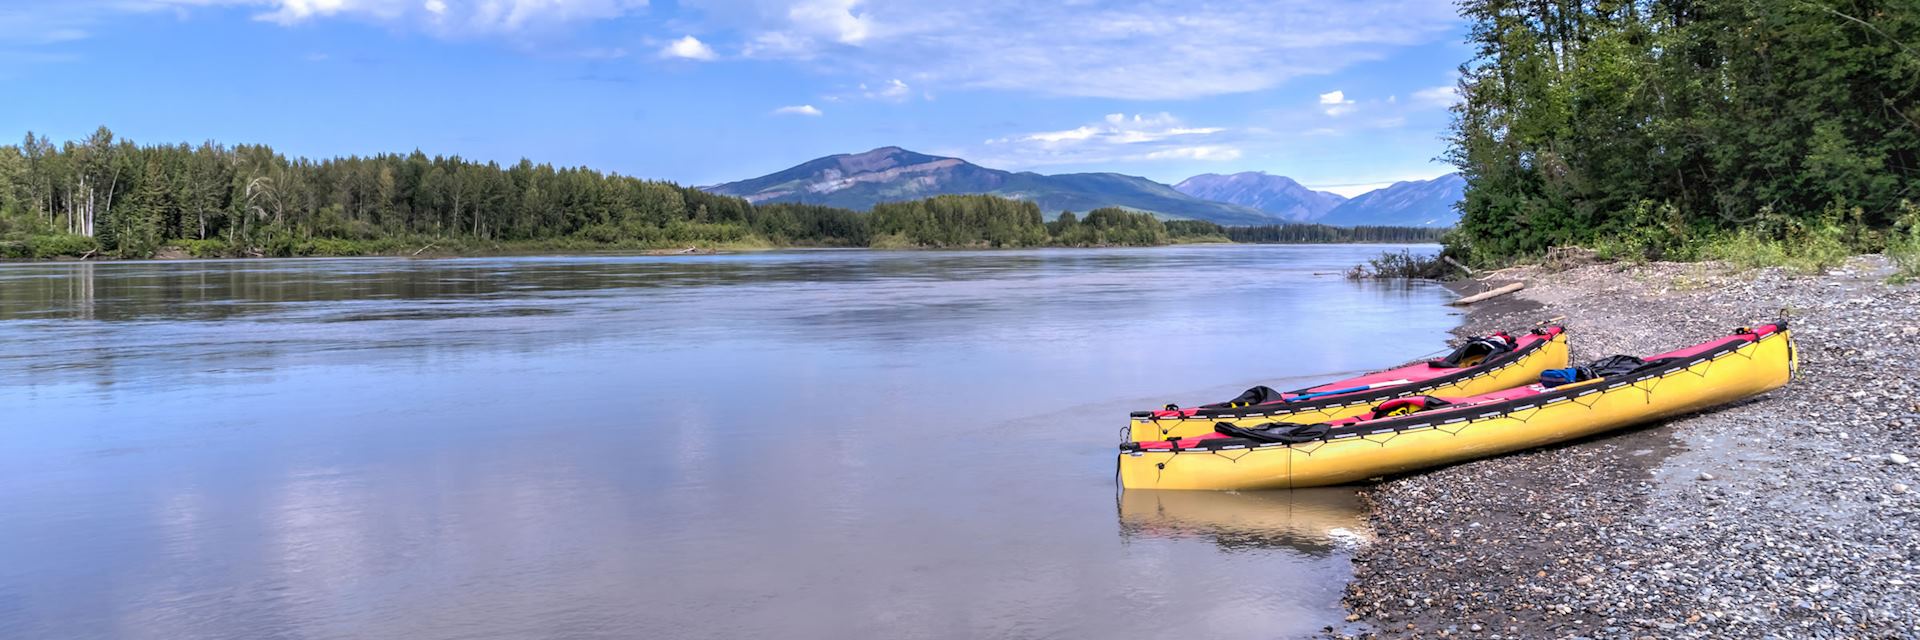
top-left (1893, 483), bottom-right (1910, 494)
top-left (1470, 623), bottom-right (1483, 632)
top-left (1698, 472), bottom-right (1715, 481)
top-left (1889, 453), bottom-right (1911, 465)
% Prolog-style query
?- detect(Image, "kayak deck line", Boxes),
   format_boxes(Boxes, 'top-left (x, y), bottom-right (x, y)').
top-left (1127, 326), bottom-right (1571, 442)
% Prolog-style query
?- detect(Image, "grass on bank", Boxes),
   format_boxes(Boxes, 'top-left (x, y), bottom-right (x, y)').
top-left (1432, 201), bottom-right (1920, 283)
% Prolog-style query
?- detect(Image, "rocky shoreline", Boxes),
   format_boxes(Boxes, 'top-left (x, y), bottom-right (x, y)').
top-left (1335, 257), bottom-right (1919, 639)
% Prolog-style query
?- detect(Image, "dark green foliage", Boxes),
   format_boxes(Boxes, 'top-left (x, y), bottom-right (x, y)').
top-left (1449, 0), bottom-right (1920, 264)
top-left (1043, 208), bottom-right (1171, 246)
top-left (1226, 224), bottom-right (1448, 244)
top-left (868, 195), bottom-right (1050, 247)
top-left (1162, 219), bottom-right (1228, 238)
top-left (0, 127), bottom-right (778, 255)
top-left (0, 128), bottom-right (1455, 257)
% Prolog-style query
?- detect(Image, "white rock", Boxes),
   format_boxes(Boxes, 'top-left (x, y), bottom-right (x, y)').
top-left (1890, 453), bottom-right (1911, 465)
top-left (1893, 483), bottom-right (1910, 494)
top-left (1699, 472), bottom-right (1715, 481)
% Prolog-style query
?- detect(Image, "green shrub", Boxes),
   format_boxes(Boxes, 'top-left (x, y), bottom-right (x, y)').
top-left (1889, 202), bottom-right (1920, 284)
top-left (1346, 250), bottom-right (1452, 280)
top-left (28, 234), bottom-right (99, 259)
top-left (176, 238), bottom-right (232, 258)
top-left (867, 233), bottom-right (915, 249)
top-left (1701, 213), bottom-right (1852, 274)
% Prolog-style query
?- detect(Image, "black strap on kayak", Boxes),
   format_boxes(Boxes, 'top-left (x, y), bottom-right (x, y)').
top-left (1214, 420), bottom-right (1330, 444)
top-left (1201, 385), bottom-right (1285, 409)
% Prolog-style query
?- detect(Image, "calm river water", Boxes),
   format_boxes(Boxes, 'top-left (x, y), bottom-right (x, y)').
top-left (0, 245), bottom-right (1456, 639)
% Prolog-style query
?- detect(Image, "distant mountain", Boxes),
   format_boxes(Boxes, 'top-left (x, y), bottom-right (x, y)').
top-left (704, 147), bottom-right (1285, 226)
top-left (1172, 172), bottom-right (1347, 222)
top-left (1317, 174), bottom-right (1466, 227)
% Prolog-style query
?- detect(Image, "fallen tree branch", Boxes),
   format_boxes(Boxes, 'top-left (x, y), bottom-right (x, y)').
top-left (1449, 281), bottom-right (1525, 306)
top-left (1443, 255), bottom-right (1477, 277)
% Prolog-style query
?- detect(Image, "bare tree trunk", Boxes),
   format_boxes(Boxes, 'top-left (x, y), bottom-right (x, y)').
top-left (98, 163), bottom-right (121, 239)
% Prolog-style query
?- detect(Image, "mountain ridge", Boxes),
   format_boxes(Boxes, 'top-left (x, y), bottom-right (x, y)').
top-left (1316, 174), bottom-right (1466, 227)
top-left (1171, 172), bottom-right (1347, 222)
top-left (704, 147), bottom-right (1286, 226)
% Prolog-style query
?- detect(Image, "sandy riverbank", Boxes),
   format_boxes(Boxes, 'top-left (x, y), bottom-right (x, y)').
top-left (1335, 256), bottom-right (1919, 639)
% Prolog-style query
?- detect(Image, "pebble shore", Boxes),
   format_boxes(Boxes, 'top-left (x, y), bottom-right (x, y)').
top-left (1334, 256), bottom-right (1920, 639)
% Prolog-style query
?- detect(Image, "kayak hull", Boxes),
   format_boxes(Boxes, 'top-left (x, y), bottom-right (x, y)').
top-left (1119, 328), bottom-right (1794, 490)
top-left (1127, 330), bottom-right (1571, 442)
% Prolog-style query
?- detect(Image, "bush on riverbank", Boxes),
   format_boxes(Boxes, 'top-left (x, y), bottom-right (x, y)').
top-left (1346, 250), bottom-right (1452, 280)
top-left (0, 233), bottom-right (99, 259)
top-left (1889, 205), bottom-right (1920, 283)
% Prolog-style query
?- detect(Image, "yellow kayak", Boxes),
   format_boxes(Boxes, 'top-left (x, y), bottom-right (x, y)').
top-left (1127, 326), bottom-right (1570, 442)
top-left (1119, 323), bottom-right (1795, 490)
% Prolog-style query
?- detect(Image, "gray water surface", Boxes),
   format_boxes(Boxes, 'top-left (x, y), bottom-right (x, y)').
top-left (0, 245), bottom-right (1456, 639)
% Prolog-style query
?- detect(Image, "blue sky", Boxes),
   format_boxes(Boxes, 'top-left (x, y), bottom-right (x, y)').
top-left (0, 0), bottom-right (1470, 195)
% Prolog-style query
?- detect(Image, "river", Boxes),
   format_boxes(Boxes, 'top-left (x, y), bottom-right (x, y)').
top-left (0, 245), bottom-right (1456, 639)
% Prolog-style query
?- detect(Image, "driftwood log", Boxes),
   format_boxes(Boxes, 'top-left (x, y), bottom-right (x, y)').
top-left (1449, 281), bottom-right (1525, 306)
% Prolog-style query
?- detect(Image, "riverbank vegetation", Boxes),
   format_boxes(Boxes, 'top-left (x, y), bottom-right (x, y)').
top-left (0, 128), bottom-right (1442, 260)
top-left (1344, 250), bottom-right (1451, 280)
top-left (1445, 0), bottom-right (1919, 271)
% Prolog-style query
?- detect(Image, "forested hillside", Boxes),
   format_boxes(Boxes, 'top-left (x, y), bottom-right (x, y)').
top-left (1448, 0), bottom-right (1919, 266)
top-left (0, 129), bottom-right (1439, 258)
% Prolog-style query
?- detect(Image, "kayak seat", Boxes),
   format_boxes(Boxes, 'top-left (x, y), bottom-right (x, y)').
top-left (1369, 396), bottom-right (1452, 419)
top-left (1428, 332), bottom-right (1515, 368)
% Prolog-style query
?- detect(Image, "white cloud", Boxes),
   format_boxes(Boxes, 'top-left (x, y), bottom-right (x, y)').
top-left (1412, 85), bottom-right (1461, 108)
top-left (861, 78), bottom-right (911, 101)
top-left (1319, 89), bottom-right (1357, 116)
top-left (1143, 146), bottom-right (1242, 161)
top-left (7, 0), bottom-right (650, 40)
top-left (19, 0), bottom-right (1454, 101)
top-left (977, 112), bottom-right (1239, 167)
top-left (787, 0), bottom-right (869, 44)
top-left (703, 0), bottom-right (1457, 99)
top-left (660, 35), bottom-right (717, 60)
top-left (998, 113), bottom-right (1224, 146)
top-left (772, 104), bottom-right (823, 116)
top-left (1311, 173), bottom-right (1453, 197)
top-left (251, 0), bottom-right (654, 30)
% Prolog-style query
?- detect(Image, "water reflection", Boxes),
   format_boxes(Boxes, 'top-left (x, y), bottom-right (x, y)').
top-left (1119, 489), bottom-right (1368, 555)
top-left (0, 245), bottom-right (1449, 640)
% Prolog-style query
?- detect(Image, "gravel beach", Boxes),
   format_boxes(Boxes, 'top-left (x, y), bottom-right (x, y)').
top-left (1335, 256), bottom-right (1920, 639)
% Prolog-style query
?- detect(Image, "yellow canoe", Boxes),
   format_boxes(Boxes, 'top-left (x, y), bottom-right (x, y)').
top-left (1127, 327), bottom-right (1570, 442)
top-left (1119, 323), bottom-right (1795, 490)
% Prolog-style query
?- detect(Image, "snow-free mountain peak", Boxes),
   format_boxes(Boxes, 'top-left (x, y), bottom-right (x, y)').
top-left (705, 149), bottom-right (1286, 225)
top-left (1172, 172), bottom-right (1348, 222)
top-left (1315, 174), bottom-right (1466, 227)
